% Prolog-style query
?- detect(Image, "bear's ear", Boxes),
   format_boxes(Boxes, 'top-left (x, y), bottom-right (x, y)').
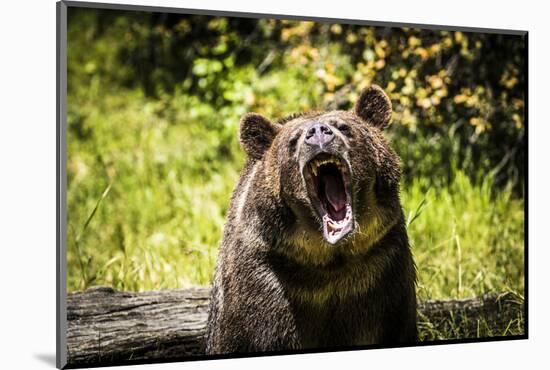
top-left (354, 85), bottom-right (392, 130)
top-left (239, 113), bottom-right (281, 160)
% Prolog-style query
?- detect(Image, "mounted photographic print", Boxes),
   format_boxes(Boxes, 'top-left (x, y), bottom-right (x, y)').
top-left (56, 1), bottom-right (527, 368)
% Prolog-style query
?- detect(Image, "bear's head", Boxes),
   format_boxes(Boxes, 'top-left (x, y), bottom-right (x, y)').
top-left (239, 85), bottom-right (402, 250)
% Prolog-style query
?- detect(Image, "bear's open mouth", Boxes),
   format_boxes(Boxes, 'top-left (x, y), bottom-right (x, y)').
top-left (303, 153), bottom-right (353, 245)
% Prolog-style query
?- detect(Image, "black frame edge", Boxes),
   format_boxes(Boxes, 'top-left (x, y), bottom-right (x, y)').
top-left (523, 32), bottom-right (529, 339)
top-left (63, 0), bottom-right (527, 35)
top-left (57, 1), bottom-right (68, 369)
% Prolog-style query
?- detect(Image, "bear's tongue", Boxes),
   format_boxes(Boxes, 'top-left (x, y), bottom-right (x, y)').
top-left (322, 173), bottom-right (346, 214)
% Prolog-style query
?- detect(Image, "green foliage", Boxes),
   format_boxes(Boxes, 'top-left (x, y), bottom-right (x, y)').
top-left (66, 8), bottom-right (525, 338)
top-left (68, 9), bottom-right (525, 190)
top-left (67, 89), bottom-right (244, 290)
top-left (404, 171), bottom-right (524, 300)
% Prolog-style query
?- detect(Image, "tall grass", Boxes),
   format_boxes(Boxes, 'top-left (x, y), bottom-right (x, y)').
top-left (403, 172), bottom-right (524, 301)
top-left (67, 90), bottom-right (244, 291)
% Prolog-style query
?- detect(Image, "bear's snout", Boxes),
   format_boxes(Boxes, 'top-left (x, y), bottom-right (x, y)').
top-left (305, 123), bottom-right (334, 149)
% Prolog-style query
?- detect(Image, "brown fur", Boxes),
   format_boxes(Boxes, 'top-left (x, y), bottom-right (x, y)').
top-left (205, 85), bottom-right (417, 354)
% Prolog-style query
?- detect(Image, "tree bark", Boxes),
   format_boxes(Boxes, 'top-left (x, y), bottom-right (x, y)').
top-left (66, 286), bottom-right (524, 367)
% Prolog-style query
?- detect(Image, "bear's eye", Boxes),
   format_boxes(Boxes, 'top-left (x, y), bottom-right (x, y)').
top-left (288, 131), bottom-right (301, 153)
top-left (337, 123), bottom-right (352, 137)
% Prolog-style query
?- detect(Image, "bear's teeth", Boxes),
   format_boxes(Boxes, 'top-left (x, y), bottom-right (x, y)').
top-left (313, 158), bottom-right (341, 169)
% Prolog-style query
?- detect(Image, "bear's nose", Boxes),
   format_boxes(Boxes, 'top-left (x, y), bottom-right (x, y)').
top-left (305, 123), bottom-right (334, 148)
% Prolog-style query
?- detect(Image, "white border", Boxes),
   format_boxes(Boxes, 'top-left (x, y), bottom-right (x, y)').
top-left (1, 0), bottom-right (547, 369)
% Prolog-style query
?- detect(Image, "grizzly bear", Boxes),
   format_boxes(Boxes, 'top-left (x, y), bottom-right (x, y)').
top-left (205, 85), bottom-right (417, 354)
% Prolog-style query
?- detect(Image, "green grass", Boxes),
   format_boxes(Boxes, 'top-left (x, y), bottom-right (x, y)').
top-left (402, 175), bottom-right (524, 340)
top-left (67, 89), bottom-right (244, 291)
top-left (67, 89), bottom-right (524, 339)
top-left (403, 172), bottom-right (524, 301)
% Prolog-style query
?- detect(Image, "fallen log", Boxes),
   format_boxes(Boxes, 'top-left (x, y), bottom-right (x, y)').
top-left (66, 286), bottom-right (524, 367)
